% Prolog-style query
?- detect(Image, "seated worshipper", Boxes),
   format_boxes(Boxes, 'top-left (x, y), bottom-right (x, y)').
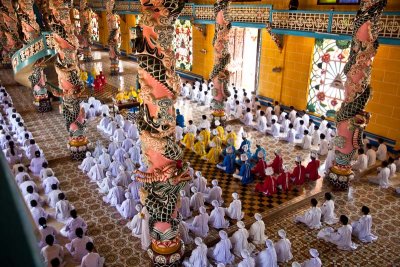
top-left (55, 193), bottom-right (74, 222)
top-left (280, 114), bottom-right (290, 134)
top-left (251, 149), bottom-right (268, 179)
top-left (295, 120), bottom-right (306, 140)
top-left (42, 171), bottom-right (60, 194)
top-left (290, 156), bottom-right (306, 187)
top-left (216, 145), bottom-right (236, 174)
top-left (305, 151), bottom-right (320, 181)
top-left (193, 135), bottom-right (206, 157)
top-left (15, 166), bottom-right (32, 184)
top-left (276, 165), bottom-right (291, 192)
top-left (79, 152), bottom-right (95, 173)
top-left (266, 119), bottom-right (281, 138)
top-left (124, 153), bottom-right (135, 172)
top-left (280, 123), bottom-right (296, 144)
top-left (97, 171), bottom-right (113, 195)
top-left (86, 105), bottom-right (96, 120)
top-left (241, 108), bottom-right (254, 126)
top-left (209, 200), bottom-right (229, 229)
top-left (30, 200), bottom-right (48, 226)
top-left (311, 125), bottom-right (321, 146)
top-left (236, 144), bottom-right (251, 167)
top-left (224, 125), bottom-right (237, 146)
top-left (256, 239), bottom-right (278, 267)
top-left (230, 221), bottom-right (255, 256)
top-left (20, 176), bottom-right (38, 197)
top-left (198, 126), bottom-right (211, 148)
top-left (366, 143), bottom-right (377, 167)
top-left (97, 113), bottom-right (111, 132)
top-left (88, 159), bottom-right (105, 182)
top-left (351, 205), bottom-right (378, 243)
top-left (99, 149), bottom-right (111, 169)
top-left (268, 149), bottom-right (284, 175)
top-left (296, 130), bottom-right (312, 150)
top-left (190, 186), bottom-right (205, 212)
top-left (256, 110), bottom-right (268, 133)
top-left (93, 140), bottom-right (106, 159)
top-left (106, 119), bottom-right (118, 136)
top-left (368, 160), bottom-right (390, 189)
top-left (317, 214), bottom-right (357, 251)
top-left (182, 237), bottom-right (210, 267)
top-left (129, 141), bottom-right (142, 165)
top-left (113, 145), bottom-right (126, 164)
top-left (47, 184), bottom-right (63, 208)
top-left (179, 190), bottom-right (191, 220)
top-left (388, 157), bottom-right (397, 178)
top-left (321, 192), bottom-right (339, 225)
top-left (238, 250), bottom-right (255, 267)
top-left (207, 230), bottom-right (234, 265)
top-left (318, 134), bottom-right (329, 156)
top-left (233, 154), bottom-right (253, 185)
top-left (376, 138), bottom-right (387, 161)
top-left (239, 132), bottom-right (251, 153)
top-left (25, 139), bottom-right (41, 160)
top-left (187, 206), bottom-right (210, 238)
top-left (255, 167), bottom-right (277, 196)
top-left (225, 192), bottom-right (244, 220)
top-left (65, 228), bottom-right (92, 262)
top-left (102, 180), bottom-right (125, 206)
top-left (274, 229), bottom-right (293, 263)
top-left (127, 204), bottom-right (143, 237)
top-left (182, 120), bottom-right (197, 149)
top-left (176, 109), bottom-right (185, 128)
top-left (301, 249), bottom-right (322, 267)
top-left (193, 171), bottom-right (207, 193)
top-left (122, 137), bottom-right (134, 152)
top-left (4, 141), bottom-right (23, 165)
top-left (60, 210), bottom-right (87, 240)
top-left (128, 175), bottom-right (142, 201)
top-left (233, 100), bottom-right (245, 119)
top-left (113, 125), bottom-right (126, 144)
top-left (25, 185), bottom-right (44, 207)
top-left (176, 125), bottom-right (184, 143)
top-left (41, 235), bottom-right (64, 267)
top-left (294, 198), bottom-right (322, 229)
top-left (116, 192), bottom-right (136, 219)
top-left (205, 179), bottom-right (223, 205)
top-left (214, 120), bottom-right (225, 142)
top-left (115, 166), bottom-right (131, 187)
top-left (38, 217), bottom-right (58, 248)
top-left (308, 119), bottom-right (315, 135)
top-left (352, 148), bottom-right (368, 172)
top-left (81, 242), bottom-right (105, 267)
top-left (249, 213), bottom-right (267, 245)
top-left (29, 150), bottom-right (47, 176)
top-left (202, 140), bottom-right (221, 164)
top-left (324, 145), bottom-right (335, 174)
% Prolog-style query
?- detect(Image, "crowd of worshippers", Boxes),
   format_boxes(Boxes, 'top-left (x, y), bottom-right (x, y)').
top-left (0, 86), bottom-right (104, 267)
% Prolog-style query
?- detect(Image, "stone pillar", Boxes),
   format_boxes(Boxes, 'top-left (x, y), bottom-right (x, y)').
top-left (106, 0), bottom-right (119, 75)
top-left (326, 0), bottom-right (387, 189)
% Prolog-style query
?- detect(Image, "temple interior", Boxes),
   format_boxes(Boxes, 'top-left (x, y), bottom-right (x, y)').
top-left (1, 0), bottom-right (400, 266)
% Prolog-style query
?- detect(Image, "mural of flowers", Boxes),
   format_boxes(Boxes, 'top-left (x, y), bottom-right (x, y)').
top-left (306, 38), bottom-right (351, 118)
top-left (172, 20), bottom-right (193, 71)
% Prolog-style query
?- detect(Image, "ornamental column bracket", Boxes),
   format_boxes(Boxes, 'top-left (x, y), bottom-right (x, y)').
top-left (106, 0), bottom-right (120, 75)
top-left (326, 0), bottom-right (387, 189)
top-left (266, 23), bottom-right (284, 51)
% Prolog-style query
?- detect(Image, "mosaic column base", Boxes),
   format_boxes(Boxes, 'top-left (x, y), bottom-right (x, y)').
top-left (83, 47), bottom-right (93, 62)
top-left (110, 59), bottom-right (119, 75)
top-left (34, 98), bottom-right (52, 113)
top-left (147, 239), bottom-right (185, 267)
top-left (211, 114), bottom-right (227, 127)
top-left (68, 137), bottom-right (90, 160)
top-left (326, 165), bottom-right (355, 190)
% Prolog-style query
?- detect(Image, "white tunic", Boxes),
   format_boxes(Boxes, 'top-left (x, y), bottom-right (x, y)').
top-left (205, 186), bottom-right (223, 205)
top-left (274, 238), bottom-right (293, 263)
top-left (188, 213), bottom-right (210, 237)
top-left (42, 176), bottom-right (59, 194)
top-left (366, 149), bottom-right (377, 166)
top-left (55, 200), bottom-right (73, 222)
top-left (295, 207), bottom-right (322, 229)
top-left (116, 198), bottom-right (137, 219)
top-left (31, 206), bottom-right (47, 225)
top-left (179, 196), bottom-right (192, 219)
top-left (318, 140), bottom-right (329, 156)
top-left (317, 225), bottom-right (357, 251)
top-left (88, 164), bottom-right (105, 182)
top-left (225, 199), bottom-right (244, 220)
top-left (376, 143), bottom-right (387, 161)
top-left (183, 242), bottom-right (209, 267)
top-left (238, 257), bottom-right (256, 267)
top-left (193, 176), bottom-right (207, 193)
top-left (353, 154), bottom-right (368, 172)
top-left (41, 244), bottom-right (64, 267)
top-left (79, 156), bottom-right (95, 173)
top-left (190, 192), bottom-right (205, 212)
top-left (39, 225), bottom-right (57, 248)
top-left (66, 236), bottom-right (92, 262)
top-left (351, 215), bottom-right (378, 243)
top-left (113, 128), bottom-right (126, 143)
top-left (61, 216), bottom-right (88, 240)
top-left (47, 189), bottom-right (63, 208)
top-left (256, 246), bottom-right (278, 267)
top-left (122, 138), bottom-right (134, 151)
top-left (208, 237), bottom-right (234, 264)
top-left (128, 211), bottom-right (143, 237)
top-left (302, 257), bottom-right (322, 267)
top-left (249, 220), bottom-right (267, 245)
top-left (81, 252), bottom-right (104, 267)
top-left (97, 177), bottom-right (113, 194)
top-left (257, 116), bottom-right (267, 133)
top-left (230, 228), bottom-right (255, 256)
top-left (321, 200), bottom-right (338, 225)
top-left (209, 207), bottom-right (229, 229)
top-left (324, 149), bottom-right (335, 172)
top-left (140, 206), bottom-right (151, 250)
top-left (103, 186), bottom-right (125, 206)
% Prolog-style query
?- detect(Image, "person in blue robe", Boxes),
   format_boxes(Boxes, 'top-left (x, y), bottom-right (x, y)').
top-left (217, 146), bottom-right (236, 174)
top-left (176, 109), bottom-right (185, 128)
top-left (251, 145), bottom-right (266, 165)
top-left (233, 154), bottom-right (253, 185)
top-left (236, 144), bottom-right (251, 167)
top-left (239, 132), bottom-right (251, 153)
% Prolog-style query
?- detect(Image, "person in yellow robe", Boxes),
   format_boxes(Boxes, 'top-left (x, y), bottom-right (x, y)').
top-left (193, 135), bottom-right (206, 157)
top-left (210, 129), bottom-right (223, 149)
top-left (202, 141), bottom-right (221, 164)
top-left (182, 120), bottom-right (197, 150)
top-left (225, 125), bottom-right (237, 146)
top-left (199, 127), bottom-right (210, 147)
top-left (214, 120), bottom-right (225, 143)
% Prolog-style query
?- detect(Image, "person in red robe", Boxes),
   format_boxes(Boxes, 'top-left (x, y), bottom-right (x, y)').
top-left (251, 150), bottom-right (267, 179)
top-left (267, 149), bottom-right (284, 174)
top-left (291, 155), bottom-right (306, 186)
top-left (255, 167), bottom-right (277, 196)
top-left (306, 151), bottom-right (320, 181)
top-left (277, 165), bottom-right (291, 192)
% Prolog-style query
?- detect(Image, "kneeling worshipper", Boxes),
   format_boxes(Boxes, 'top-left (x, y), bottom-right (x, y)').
top-left (102, 180), bottom-right (125, 206)
top-left (127, 204), bottom-right (143, 237)
top-left (214, 120), bottom-right (225, 142)
top-left (225, 192), bottom-right (244, 220)
top-left (255, 167), bottom-right (277, 196)
top-left (290, 156), bottom-right (306, 187)
top-left (65, 228), bottom-right (92, 262)
top-left (183, 120), bottom-right (197, 149)
top-left (199, 126), bottom-right (211, 147)
top-left (29, 150), bottom-right (47, 176)
top-left (267, 150), bottom-right (283, 174)
top-left (368, 160), bottom-right (391, 189)
top-left (276, 165), bottom-right (291, 192)
top-left (97, 171), bottom-right (113, 194)
top-left (188, 206), bottom-right (210, 238)
top-left (179, 190), bottom-right (192, 220)
top-left (193, 171), bottom-right (207, 193)
top-left (256, 239), bottom-right (278, 267)
top-left (294, 198), bottom-right (322, 229)
top-left (60, 210), bottom-right (88, 240)
top-left (239, 132), bottom-right (251, 153)
top-left (236, 144), bottom-right (251, 167)
top-left (305, 151), bottom-right (320, 181)
top-left (81, 242), bottom-right (105, 267)
top-left (230, 221), bottom-right (255, 257)
top-left (41, 235), bottom-right (64, 267)
top-left (251, 144), bottom-right (266, 166)
top-left (88, 159), bottom-right (105, 182)
top-left (202, 141), bottom-right (221, 164)
top-left (207, 230), bottom-right (234, 265)
top-left (38, 218), bottom-right (58, 249)
top-left (216, 145), bottom-right (236, 174)
top-left (251, 149), bottom-right (268, 179)
top-left (317, 215), bottom-right (358, 251)
top-left (352, 148), bottom-right (368, 173)
top-left (238, 250), bottom-right (255, 267)
top-left (233, 154), bottom-right (253, 185)
top-left (79, 152), bottom-right (95, 173)
top-left (224, 125), bottom-right (237, 146)
top-left (274, 229), bottom-right (293, 264)
top-left (209, 200), bottom-right (229, 229)
top-left (301, 249), bottom-right (322, 267)
top-left (55, 193), bottom-right (74, 222)
top-left (116, 192), bottom-right (136, 219)
top-left (193, 135), bottom-right (206, 157)
top-left (320, 192), bottom-right (339, 225)
top-left (249, 213), bottom-right (267, 245)
top-left (179, 221), bottom-right (193, 245)
top-left (182, 237), bottom-right (210, 267)
top-left (139, 204), bottom-right (151, 250)
top-left (351, 206), bottom-right (378, 243)
top-left (205, 179), bottom-right (223, 205)
top-left (190, 186), bottom-right (205, 212)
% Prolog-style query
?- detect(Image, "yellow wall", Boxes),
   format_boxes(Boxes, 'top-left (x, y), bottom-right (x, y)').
top-left (191, 24), bottom-right (215, 78)
top-left (98, 11), bottom-right (108, 46)
top-left (119, 15), bottom-right (136, 54)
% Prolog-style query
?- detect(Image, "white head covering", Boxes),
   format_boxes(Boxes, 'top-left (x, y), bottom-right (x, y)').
top-left (112, 155), bottom-right (116, 160)
top-left (265, 167), bottom-right (274, 176)
top-left (242, 144), bottom-right (249, 152)
top-left (119, 165), bottom-right (125, 171)
top-left (197, 135), bottom-right (203, 141)
top-left (257, 150), bottom-right (265, 158)
top-left (237, 221), bottom-right (245, 229)
top-left (195, 171), bottom-right (202, 178)
top-left (240, 249), bottom-right (250, 259)
top-left (226, 125), bottom-right (232, 132)
top-left (135, 204), bottom-right (142, 211)
top-left (214, 120), bottom-right (220, 126)
top-left (93, 159), bottom-right (98, 164)
top-left (102, 148), bottom-right (107, 153)
top-left (46, 169), bottom-right (53, 176)
top-left (310, 248), bottom-right (319, 258)
top-left (131, 175), bottom-right (136, 181)
top-left (125, 192), bottom-right (132, 199)
top-left (194, 237), bottom-right (203, 246)
top-left (283, 164), bottom-right (289, 172)
top-left (209, 141), bottom-right (216, 148)
top-left (124, 153), bottom-right (129, 158)
top-left (240, 153), bottom-right (248, 161)
top-left (219, 230), bottom-right (228, 239)
top-left (274, 149), bottom-right (281, 156)
top-left (242, 132), bottom-right (248, 138)
top-left (180, 190), bottom-right (186, 197)
top-left (226, 146), bottom-right (233, 154)
top-left (110, 136), bottom-right (113, 141)
top-left (106, 171), bottom-right (111, 177)
top-left (310, 150), bottom-right (318, 159)
top-left (292, 262), bottom-right (301, 267)
top-left (278, 229), bottom-right (286, 238)
top-left (199, 206), bottom-right (206, 214)
top-left (254, 213), bottom-right (262, 221)
top-left (295, 155), bottom-right (302, 162)
top-left (211, 200), bottom-right (219, 207)
top-left (191, 186), bottom-right (198, 193)
top-left (232, 192), bottom-right (239, 199)
top-left (265, 239), bottom-right (274, 248)
top-left (212, 129), bottom-right (218, 136)
top-left (212, 179), bottom-right (218, 186)
top-left (86, 152), bottom-right (91, 157)
top-left (112, 180), bottom-right (118, 186)
top-left (216, 264), bottom-right (225, 267)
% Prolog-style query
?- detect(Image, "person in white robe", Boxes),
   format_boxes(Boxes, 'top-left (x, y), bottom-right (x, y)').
top-left (42, 171), bottom-right (60, 194)
top-left (30, 200), bottom-right (48, 225)
top-left (29, 151), bottom-right (47, 176)
top-left (66, 228), bottom-right (92, 262)
top-left (368, 161), bottom-right (391, 189)
top-left (25, 186), bottom-right (44, 207)
top-left (93, 141), bottom-right (105, 159)
top-left (280, 124), bottom-right (296, 143)
top-left (179, 220), bottom-right (193, 245)
top-left (179, 190), bottom-right (192, 219)
top-left (88, 159), bottom-right (105, 182)
top-left (294, 198), bottom-right (322, 229)
top-left (47, 184), bottom-right (63, 208)
top-left (114, 112), bottom-right (124, 127)
top-left (301, 249), bottom-right (322, 267)
top-left (97, 171), bottom-right (113, 194)
top-left (267, 119), bottom-right (280, 138)
top-left (81, 242), bottom-right (105, 267)
top-left (324, 146), bottom-right (335, 173)
top-left (190, 186), bottom-right (205, 212)
top-left (140, 205), bottom-right (151, 250)
top-left (311, 126), bottom-right (321, 146)
top-left (60, 210), bottom-right (87, 240)
top-left (230, 221), bottom-right (255, 257)
top-left (128, 175), bottom-right (141, 200)
top-left (113, 125), bottom-right (126, 143)
top-left (208, 230), bottom-right (234, 265)
top-left (320, 192), bottom-right (338, 225)
top-left (122, 119), bottom-right (132, 132)
top-left (183, 237), bottom-right (209, 267)
top-left (113, 145), bottom-right (127, 164)
top-left (209, 200), bottom-right (229, 229)
top-left (366, 144), bottom-right (376, 167)
top-left (225, 192), bottom-right (244, 220)
top-left (249, 213), bottom-right (267, 244)
top-left (102, 180), bottom-right (125, 206)
top-left (256, 111), bottom-right (268, 133)
top-left (107, 137), bottom-right (118, 157)
top-left (238, 249), bottom-right (255, 267)
top-left (205, 179), bottom-right (223, 205)
top-left (274, 229), bottom-right (293, 263)
top-left (41, 235), bottom-right (64, 267)
top-left (116, 192), bottom-right (137, 219)
top-left (376, 139), bottom-right (387, 161)
top-left (106, 119), bottom-right (118, 136)
top-left (98, 149), bottom-right (111, 169)
top-left (188, 206), bottom-right (209, 238)
top-left (107, 156), bottom-right (119, 177)
top-left (127, 122), bottom-right (139, 140)
top-left (296, 130), bottom-right (312, 150)
top-left (124, 154), bottom-right (135, 172)
top-left (351, 206), bottom-right (378, 243)
top-left (79, 152), bottom-right (95, 173)
top-left (115, 166), bottom-right (130, 188)
top-left (24, 140), bottom-right (41, 160)
top-left (127, 204), bottom-right (143, 237)
top-left (256, 239), bottom-right (278, 267)
top-left (193, 171), bottom-right (207, 193)
top-left (317, 215), bottom-right (357, 251)
top-left (55, 193), bottom-right (74, 222)
top-left (39, 165), bottom-right (54, 181)
top-left (38, 217), bottom-right (58, 248)
top-left (122, 137), bottom-right (134, 152)
top-left (352, 148), bottom-right (368, 172)
top-left (318, 134), bottom-right (329, 156)
top-left (129, 142), bottom-right (142, 164)
top-left (97, 114), bottom-right (110, 132)
top-left (19, 177), bottom-right (37, 195)
top-left (176, 126), bottom-right (184, 143)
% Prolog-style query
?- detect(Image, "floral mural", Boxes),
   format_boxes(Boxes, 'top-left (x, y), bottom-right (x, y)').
top-left (306, 38), bottom-right (351, 117)
top-left (173, 19), bottom-right (193, 71)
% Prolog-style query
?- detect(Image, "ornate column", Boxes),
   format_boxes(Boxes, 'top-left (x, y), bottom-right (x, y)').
top-left (326, 0), bottom-right (387, 189)
top-left (48, 0), bottom-right (89, 159)
top-left (106, 0), bottom-right (119, 75)
top-left (132, 0), bottom-right (190, 266)
top-left (15, 0), bottom-right (40, 43)
top-left (79, 0), bottom-right (93, 61)
top-left (210, 0), bottom-right (231, 124)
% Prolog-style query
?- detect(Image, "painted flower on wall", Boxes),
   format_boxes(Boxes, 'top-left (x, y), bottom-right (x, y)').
top-left (322, 53), bottom-right (330, 63)
top-left (317, 91), bottom-right (326, 101)
top-left (172, 20), bottom-right (193, 71)
top-left (331, 99), bottom-right (338, 106)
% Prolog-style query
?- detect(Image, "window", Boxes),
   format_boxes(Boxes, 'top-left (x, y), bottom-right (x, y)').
top-left (91, 12), bottom-right (99, 42)
top-left (306, 38), bottom-right (351, 117)
top-left (318, 0), bottom-right (360, 4)
top-left (173, 20), bottom-right (193, 71)
top-left (72, 9), bottom-right (81, 33)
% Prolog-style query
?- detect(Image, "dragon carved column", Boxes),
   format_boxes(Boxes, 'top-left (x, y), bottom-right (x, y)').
top-left (48, 0), bottom-right (89, 160)
top-left (326, 0), bottom-right (387, 189)
top-left (210, 0), bottom-right (231, 125)
top-left (106, 0), bottom-right (120, 75)
top-left (79, 0), bottom-right (93, 62)
top-left (132, 0), bottom-right (190, 265)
